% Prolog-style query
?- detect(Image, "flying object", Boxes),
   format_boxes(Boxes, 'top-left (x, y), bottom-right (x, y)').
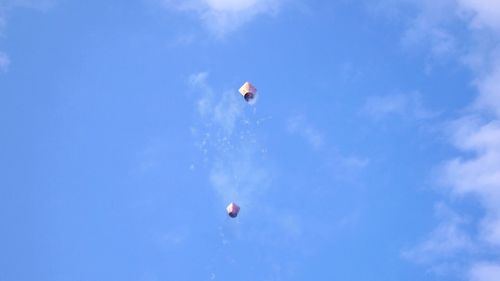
top-left (239, 82), bottom-right (257, 103)
top-left (226, 202), bottom-right (240, 218)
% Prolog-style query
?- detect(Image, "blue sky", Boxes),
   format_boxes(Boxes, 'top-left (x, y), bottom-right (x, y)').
top-left (1, 0), bottom-right (500, 280)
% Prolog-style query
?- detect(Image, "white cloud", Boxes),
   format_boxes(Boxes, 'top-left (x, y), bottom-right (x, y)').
top-left (286, 114), bottom-right (324, 150)
top-left (395, 0), bottom-right (500, 60)
top-left (442, 118), bottom-right (500, 246)
top-left (206, 0), bottom-right (260, 11)
top-left (392, 0), bottom-right (500, 278)
top-left (458, 0), bottom-right (500, 31)
top-left (189, 72), bottom-right (245, 135)
top-left (401, 18), bottom-right (458, 59)
top-left (164, 0), bottom-right (282, 37)
top-left (394, 0), bottom-right (461, 61)
top-left (474, 60), bottom-right (500, 116)
top-left (469, 263), bottom-right (500, 281)
top-left (403, 203), bottom-right (474, 266)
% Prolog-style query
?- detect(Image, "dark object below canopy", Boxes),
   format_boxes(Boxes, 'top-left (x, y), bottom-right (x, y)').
top-left (226, 202), bottom-right (240, 218)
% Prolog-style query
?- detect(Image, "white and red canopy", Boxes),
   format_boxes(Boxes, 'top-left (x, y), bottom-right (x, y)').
top-left (226, 202), bottom-right (240, 218)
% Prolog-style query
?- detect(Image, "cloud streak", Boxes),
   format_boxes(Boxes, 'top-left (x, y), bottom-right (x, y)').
top-left (164, 0), bottom-right (283, 37)
top-left (403, 203), bottom-right (474, 268)
top-left (363, 92), bottom-right (437, 121)
top-left (286, 114), bottom-right (324, 150)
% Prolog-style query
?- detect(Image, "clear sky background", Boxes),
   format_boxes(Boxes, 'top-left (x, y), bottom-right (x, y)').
top-left (1, 0), bottom-right (500, 280)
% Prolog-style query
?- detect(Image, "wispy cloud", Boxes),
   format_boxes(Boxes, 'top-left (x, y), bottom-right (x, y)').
top-left (0, 0), bottom-right (54, 30)
top-left (363, 92), bottom-right (437, 120)
top-left (286, 114), bottom-right (324, 150)
top-left (286, 112), bottom-right (369, 184)
top-left (473, 61), bottom-right (500, 117)
top-left (457, 0), bottom-right (500, 31)
top-left (0, 0), bottom-right (55, 71)
top-left (401, 17), bottom-right (458, 60)
top-left (209, 150), bottom-right (271, 207)
top-left (469, 262), bottom-right (500, 281)
top-left (442, 117), bottom-right (500, 245)
top-left (393, 0), bottom-right (460, 61)
top-left (164, 0), bottom-right (283, 37)
top-left (190, 72), bottom-right (246, 135)
top-left (392, 0), bottom-right (500, 279)
top-left (340, 156), bottom-right (370, 169)
top-left (189, 72), bottom-right (271, 207)
top-left (189, 74), bottom-right (369, 274)
top-left (403, 203), bottom-right (474, 267)
top-left (2, 0), bottom-right (54, 10)
top-left (0, 51), bottom-right (10, 72)
top-left (393, 0), bottom-right (500, 61)
top-left (159, 228), bottom-right (189, 247)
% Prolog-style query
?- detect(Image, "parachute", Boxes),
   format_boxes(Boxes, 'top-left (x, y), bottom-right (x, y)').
top-left (239, 82), bottom-right (257, 103)
top-left (226, 202), bottom-right (240, 218)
